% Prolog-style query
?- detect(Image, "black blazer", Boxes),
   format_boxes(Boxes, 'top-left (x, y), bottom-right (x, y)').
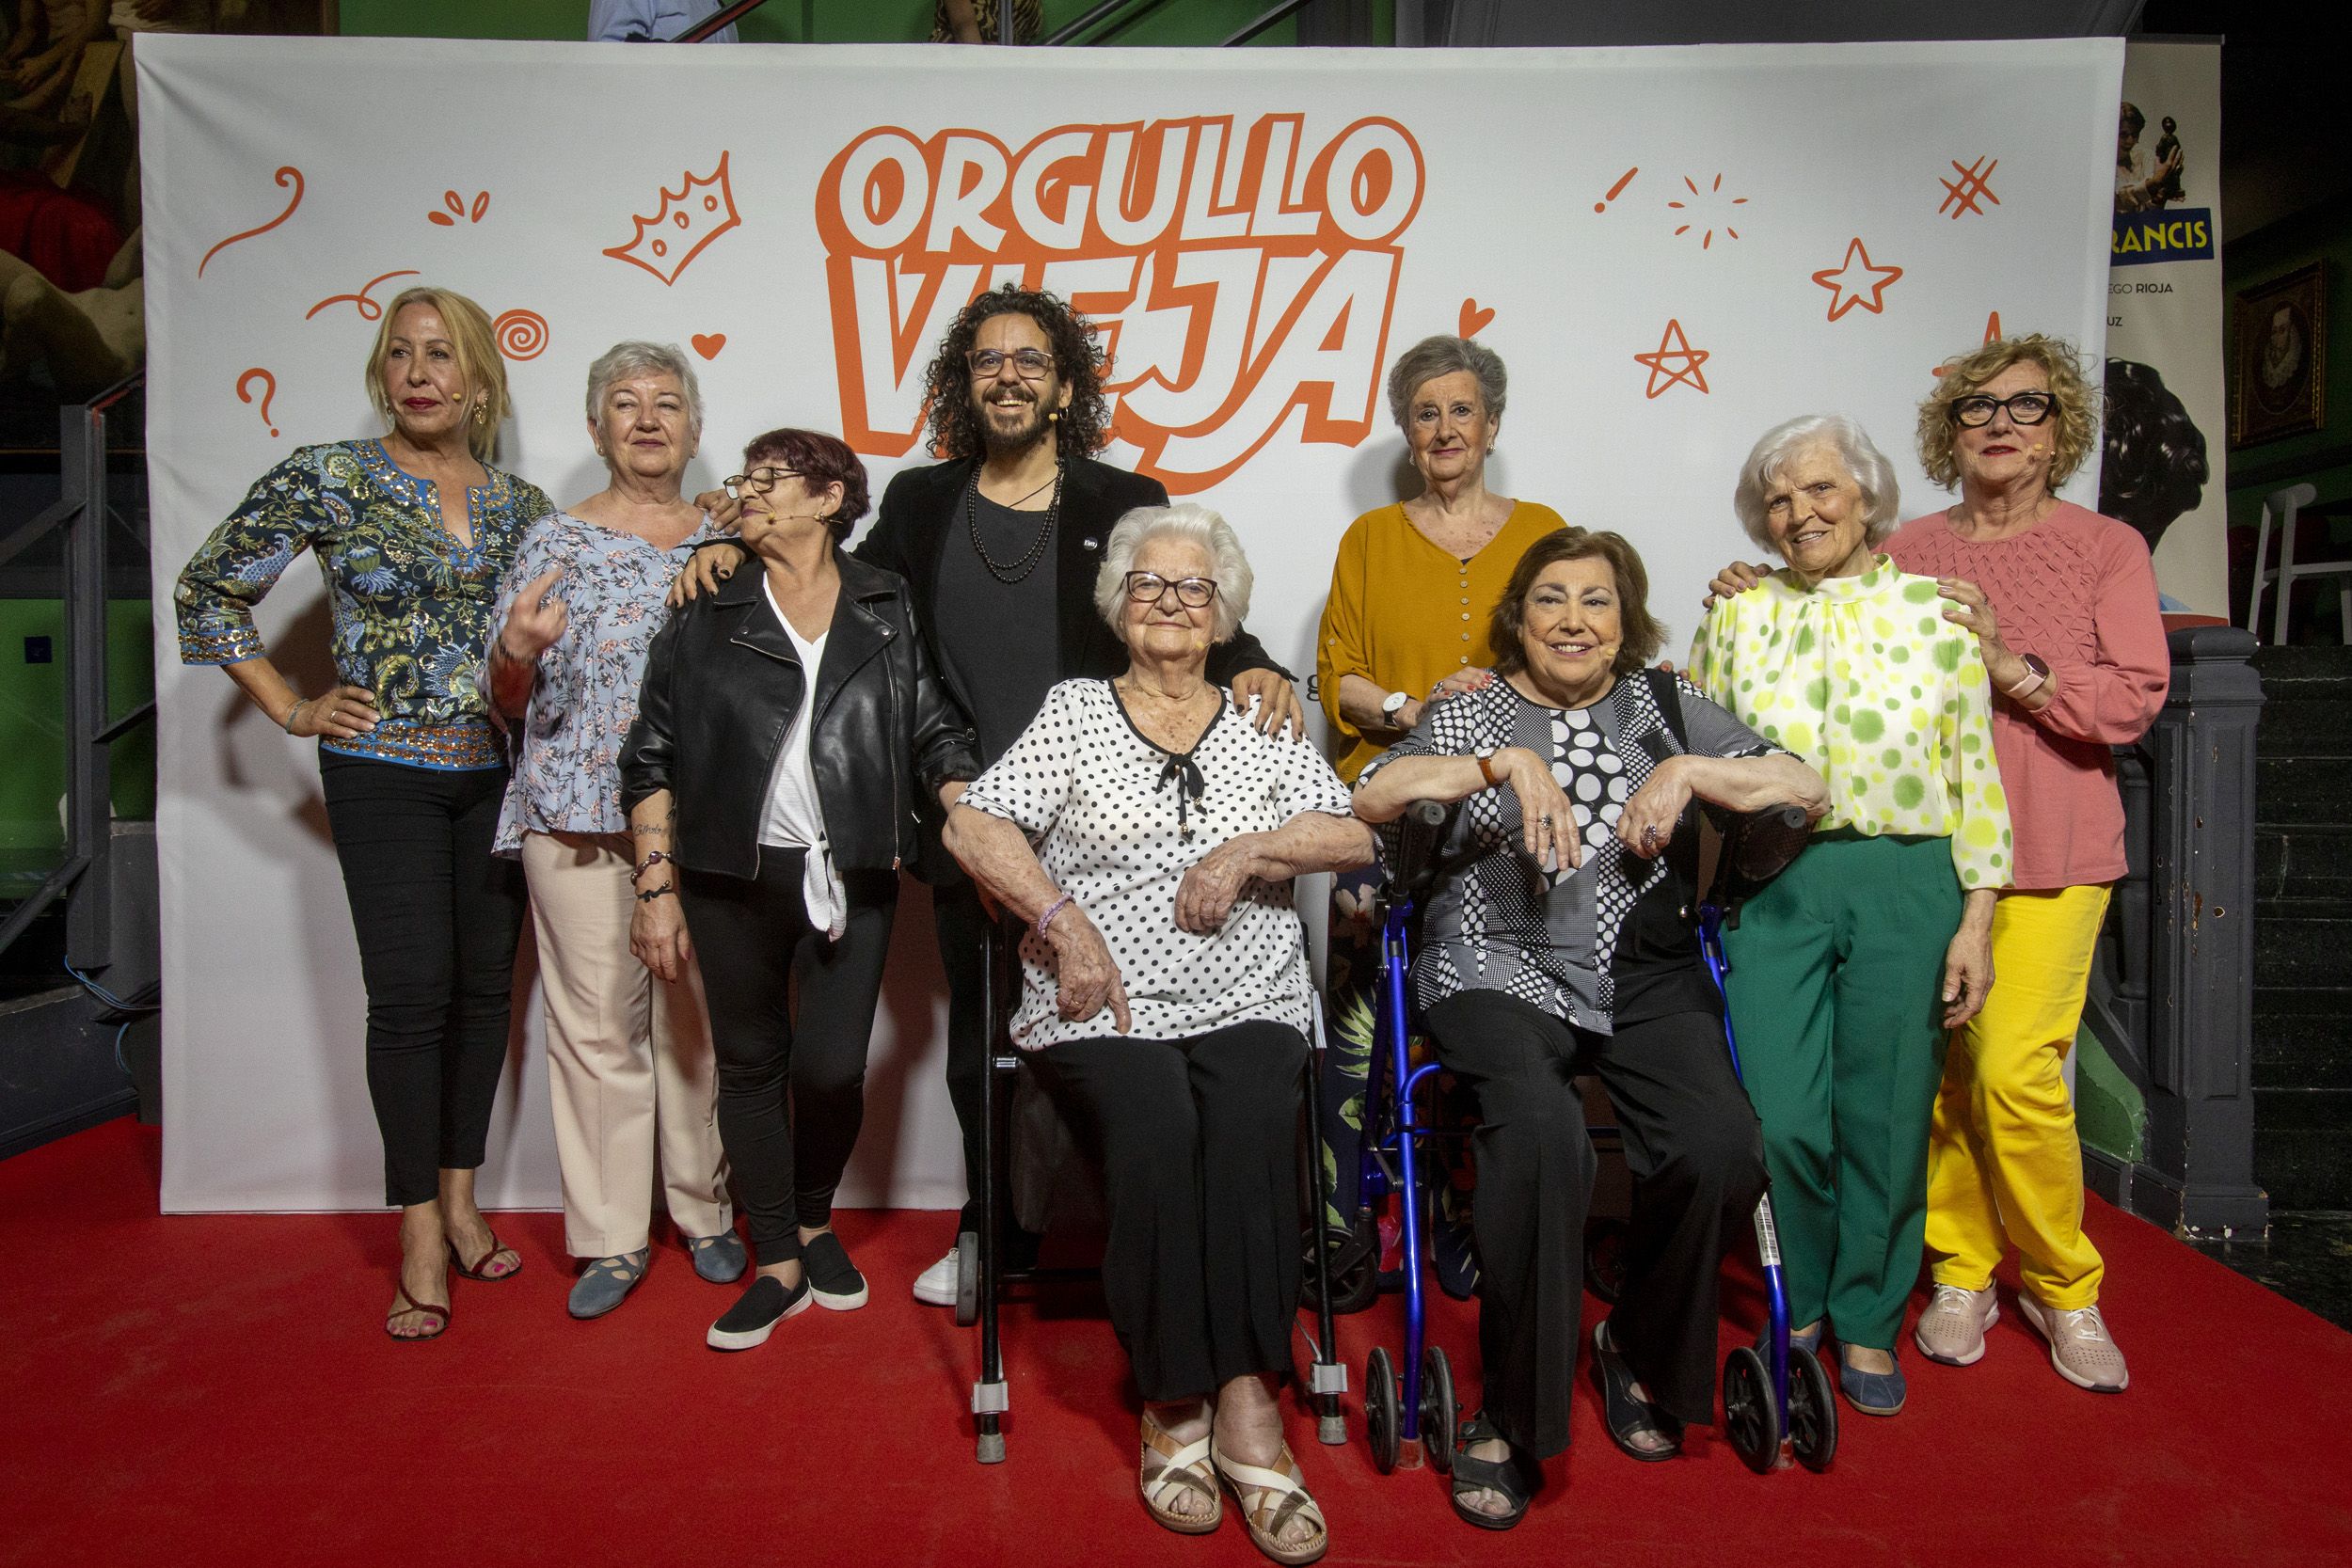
top-left (618, 549), bottom-right (979, 882)
top-left (852, 454), bottom-right (1295, 880)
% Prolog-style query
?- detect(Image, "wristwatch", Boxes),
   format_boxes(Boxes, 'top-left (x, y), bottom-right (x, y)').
top-left (1381, 689), bottom-right (1410, 721)
top-left (2003, 654), bottom-right (2051, 701)
top-left (1475, 746), bottom-right (1501, 788)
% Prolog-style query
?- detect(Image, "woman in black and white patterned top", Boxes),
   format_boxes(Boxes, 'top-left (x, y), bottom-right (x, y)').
top-left (1354, 528), bottom-right (1826, 1528)
top-left (948, 503), bottom-right (1370, 1565)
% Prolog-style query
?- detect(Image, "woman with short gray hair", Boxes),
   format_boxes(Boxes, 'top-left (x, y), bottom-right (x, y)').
top-left (484, 341), bottom-right (743, 1320)
top-left (946, 502), bottom-right (1372, 1562)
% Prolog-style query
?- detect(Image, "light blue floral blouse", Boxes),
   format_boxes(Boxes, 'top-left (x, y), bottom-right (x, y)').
top-left (175, 440), bottom-right (554, 770)
top-left (490, 509), bottom-right (716, 854)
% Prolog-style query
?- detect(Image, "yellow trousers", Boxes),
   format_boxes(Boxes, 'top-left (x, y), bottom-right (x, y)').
top-left (1925, 883), bottom-right (2110, 1309)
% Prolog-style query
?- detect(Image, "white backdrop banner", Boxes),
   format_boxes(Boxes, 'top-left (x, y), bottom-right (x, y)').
top-left (143, 36), bottom-right (2122, 1212)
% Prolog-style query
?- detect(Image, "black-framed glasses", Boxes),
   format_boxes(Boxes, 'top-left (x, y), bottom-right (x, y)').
top-left (1949, 391), bottom-right (2057, 427)
top-left (1124, 571), bottom-right (1219, 608)
top-left (966, 347), bottom-right (1056, 380)
top-left (723, 467), bottom-right (798, 497)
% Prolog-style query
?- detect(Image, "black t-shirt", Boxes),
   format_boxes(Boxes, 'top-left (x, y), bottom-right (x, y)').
top-left (931, 489), bottom-right (1062, 766)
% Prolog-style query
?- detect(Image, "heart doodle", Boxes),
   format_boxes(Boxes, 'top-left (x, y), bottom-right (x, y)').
top-left (1458, 298), bottom-right (1496, 339)
top-left (691, 334), bottom-right (727, 360)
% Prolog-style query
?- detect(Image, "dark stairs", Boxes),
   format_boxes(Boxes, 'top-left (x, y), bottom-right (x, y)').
top-left (2252, 644), bottom-right (2352, 1210)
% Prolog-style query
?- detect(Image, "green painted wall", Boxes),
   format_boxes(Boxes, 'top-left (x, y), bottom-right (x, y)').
top-left (0, 602), bottom-right (156, 870)
top-left (339, 1), bottom-right (1390, 46)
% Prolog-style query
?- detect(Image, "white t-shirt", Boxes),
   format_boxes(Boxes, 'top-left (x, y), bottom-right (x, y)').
top-left (755, 578), bottom-right (845, 936)
top-left (959, 678), bottom-right (1356, 1049)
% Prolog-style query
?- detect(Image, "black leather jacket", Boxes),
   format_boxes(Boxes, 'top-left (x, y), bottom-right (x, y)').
top-left (618, 550), bottom-right (979, 880)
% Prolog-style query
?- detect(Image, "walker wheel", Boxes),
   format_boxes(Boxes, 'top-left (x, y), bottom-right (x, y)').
top-left (1788, 1346), bottom-right (1838, 1472)
top-left (1421, 1345), bottom-right (1457, 1475)
top-left (1365, 1347), bottom-right (1400, 1475)
top-left (1584, 1219), bottom-right (1629, 1307)
top-left (952, 1230), bottom-right (979, 1327)
top-left (1305, 1216), bottom-right (1379, 1315)
top-left (1720, 1346), bottom-right (1778, 1475)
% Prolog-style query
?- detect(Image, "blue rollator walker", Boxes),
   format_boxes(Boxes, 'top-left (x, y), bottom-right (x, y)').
top-left (1696, 802), bottom-right (1837, 1475)
top-left (1356, 799), bottom-right (1459, 1474)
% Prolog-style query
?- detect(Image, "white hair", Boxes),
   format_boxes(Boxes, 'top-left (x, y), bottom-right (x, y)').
top-left (1093, 503), bottom-right (1252, 643)
top-left (1731, 414), bottom-right (1902, 554)
top-left (584, 341), bottom-right (705, 436)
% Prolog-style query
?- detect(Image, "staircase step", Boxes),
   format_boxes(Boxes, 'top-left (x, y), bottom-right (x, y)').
top-left (2256, 755), bottom-right (2352, 825)
top-left (2253, 910), bottom-right (2352, 989)
top-left (2252, 1088), bottom-right (2352, 1209)
top-left (2251, 643), bottom-right (2352, 689)
top-left (2252, 987), bottom-right (2352, 1089)
top-left (2256, 828), bottom-right (2352, 901)
top-left (2256, 697), bottom-right (2352, 757)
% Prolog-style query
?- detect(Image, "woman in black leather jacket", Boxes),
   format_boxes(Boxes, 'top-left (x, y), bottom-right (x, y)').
top-left (619, 427), bottom-right (978, 1351)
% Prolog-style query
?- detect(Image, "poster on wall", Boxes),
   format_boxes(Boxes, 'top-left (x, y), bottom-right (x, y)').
top-left (139, 36), bottom-right (2122, 1212)
top-left (2104, 39), bottom-right (2229, 615)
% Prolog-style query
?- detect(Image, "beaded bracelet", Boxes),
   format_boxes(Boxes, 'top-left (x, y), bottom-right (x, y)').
top-left (633, 848), bottom-right (672, 882)
top-left (1038, 894), bottom-right (1074, 938)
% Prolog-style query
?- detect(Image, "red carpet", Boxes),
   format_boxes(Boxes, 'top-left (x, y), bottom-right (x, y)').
top-left (5, 1118), bottom-right (2348, 1568)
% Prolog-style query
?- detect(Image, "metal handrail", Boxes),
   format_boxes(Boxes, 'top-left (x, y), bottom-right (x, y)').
top-left (677, 0), bottom-right (770, 42)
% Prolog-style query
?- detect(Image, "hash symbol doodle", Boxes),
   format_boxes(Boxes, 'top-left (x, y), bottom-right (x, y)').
top-left (1811, 238), bottom-right (1902, 323)
top-left (1938, 157), bottom-right (1999, 220)
top-left (604, 152), bottom-right (740, 286)
top-left (1633, 319), bottom-right (1710, 398)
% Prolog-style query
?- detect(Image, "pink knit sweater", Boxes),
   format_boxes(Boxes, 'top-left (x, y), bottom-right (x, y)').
top-left (1885, 501), bottom-right (2169, 890)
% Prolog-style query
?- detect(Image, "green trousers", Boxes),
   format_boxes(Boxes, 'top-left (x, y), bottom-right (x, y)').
top-left (1719, 833), bottom-right (1961, 1351)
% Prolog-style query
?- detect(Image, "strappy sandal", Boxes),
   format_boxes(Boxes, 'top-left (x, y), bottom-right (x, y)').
top-left (385, 1284), bottom-right (449, 1341)
top-left (1591, 1321), bottom-right (1683, 1463)
top-left (1449, 1414), bottom-right (1536, 1530)
top-left (450, 1230), bottom-right (522, 1281)
top-left (1138, 1408), bottom-right (1220, 1535)
top-left (1210, 1439), bottom-right (1328, 1566)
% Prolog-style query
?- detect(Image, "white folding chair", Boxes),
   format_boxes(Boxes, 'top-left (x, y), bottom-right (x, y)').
top-left (2248, 483), bottom-right (2352, 645)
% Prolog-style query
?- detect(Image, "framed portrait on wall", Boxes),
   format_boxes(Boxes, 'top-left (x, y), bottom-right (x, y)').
top-left (2233, 262), bottom-right (2328, 449)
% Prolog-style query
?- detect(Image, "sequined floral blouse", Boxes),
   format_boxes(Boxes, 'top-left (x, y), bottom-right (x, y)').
top-left (489, 509), bottom-right (715, 854)
top-left (175, 440), bottom-right (555, 770)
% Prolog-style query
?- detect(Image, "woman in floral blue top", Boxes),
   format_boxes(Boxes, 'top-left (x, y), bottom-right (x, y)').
top-left (485, 342), bottom-right (745, 1321)
top-left (174, 286), bottom-right (553, 1340)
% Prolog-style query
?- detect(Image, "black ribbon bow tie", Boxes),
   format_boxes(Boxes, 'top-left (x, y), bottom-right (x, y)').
top-left (1157, 752), bottom-right (1207, 841)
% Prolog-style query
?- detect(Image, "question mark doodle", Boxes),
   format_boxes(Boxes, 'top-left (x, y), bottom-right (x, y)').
top-left (237, 368), bottom-right (280, 437)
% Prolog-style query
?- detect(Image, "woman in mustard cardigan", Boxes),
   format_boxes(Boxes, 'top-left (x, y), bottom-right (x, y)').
top-left (1686, 414), bottom-right (2010, 1418)
top-left (1311, 334), bottom-right (1564, 1295)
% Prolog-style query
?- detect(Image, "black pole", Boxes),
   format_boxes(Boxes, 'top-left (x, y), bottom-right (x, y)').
top-left (1221, 0), bottom-right (1318, 47)
top-left (1041, 0), bottom-right (1140, 45)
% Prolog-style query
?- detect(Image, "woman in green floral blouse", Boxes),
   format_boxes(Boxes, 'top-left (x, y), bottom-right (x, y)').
top-left (1686, 413), bottom-right (2010, 1418)
top-left (175, 286), bottom-right (554, 1340)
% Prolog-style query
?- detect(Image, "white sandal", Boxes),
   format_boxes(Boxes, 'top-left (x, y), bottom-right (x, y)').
top-left (1210, 1439), bottom-right (1328, 1565)
top-left (1139, 1409), bottom-right (1221, 1535)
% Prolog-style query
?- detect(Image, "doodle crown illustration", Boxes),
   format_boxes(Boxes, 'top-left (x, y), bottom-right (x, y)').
top-left (603, 151), bottom-right (741, 286)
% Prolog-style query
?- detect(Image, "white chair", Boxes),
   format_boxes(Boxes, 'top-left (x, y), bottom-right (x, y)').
top-left (2248, 483), bottom-right (2352, 645)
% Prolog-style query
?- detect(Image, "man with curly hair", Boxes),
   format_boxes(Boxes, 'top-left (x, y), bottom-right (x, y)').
top-left (852, 283), bottom-right (1303, 1305)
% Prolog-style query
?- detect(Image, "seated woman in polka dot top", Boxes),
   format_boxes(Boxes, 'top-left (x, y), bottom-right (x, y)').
top-left (1686, 413), bottom-right (2010, 1422)
top-left (946, 502), bottom-right (1372, 1564)
top-left (1352, 526), bottom-right (1827, 1528)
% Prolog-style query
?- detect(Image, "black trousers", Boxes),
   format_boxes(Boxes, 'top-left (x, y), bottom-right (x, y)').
top-left (319, 753), bottom-right (526, 1209)
top-left (934, 876), bottom-right (1017, 1231)
top-left (1425, 990), bottom-right (1767, 1455)
top-left (1038, 1021), bottom-right (1307, 1402)
top-left (679, 851), bottom-right (896, 1268)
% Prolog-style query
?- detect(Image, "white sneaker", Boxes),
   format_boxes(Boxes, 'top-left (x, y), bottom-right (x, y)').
top-left (2018, 1294), bottom-right (2129, 1392)
top-left (1914, 1282), bottom-right (1999, 1366)
top-left (913, 1245), bottom-right (960, 1307)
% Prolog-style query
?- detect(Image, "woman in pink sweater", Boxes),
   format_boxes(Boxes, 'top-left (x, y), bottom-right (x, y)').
top-left (1708, 334), bottom-right (2168, 1396)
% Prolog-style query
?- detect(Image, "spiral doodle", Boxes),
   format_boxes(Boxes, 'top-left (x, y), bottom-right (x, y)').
top-left (199, 166), bottom-right (305, 278)
top-left (494, 309), bottom-right (549, 361)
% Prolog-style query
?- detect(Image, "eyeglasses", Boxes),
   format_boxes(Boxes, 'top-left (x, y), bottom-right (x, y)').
top-left (966, 348), bottom-right (1056, 380)
top-left (1123, 572), bottom-right (1219, 608)
top-left (1949, 391), bottom-right (2057, 427)
top-left (723, 467), bottom-right (798, 497)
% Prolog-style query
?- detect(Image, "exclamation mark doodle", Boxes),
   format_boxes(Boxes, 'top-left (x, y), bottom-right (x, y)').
top-left (1595, 167), bottom-right (1638, 213)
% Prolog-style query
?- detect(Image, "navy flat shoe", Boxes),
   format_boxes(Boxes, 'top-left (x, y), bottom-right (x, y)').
top-left (1836, 1349), bottom-right (1906, 1416)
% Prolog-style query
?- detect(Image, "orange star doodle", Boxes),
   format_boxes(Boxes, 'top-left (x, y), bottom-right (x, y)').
top-left (1812, 237), bottom-right (1903, 322)
top-left (1633, 319), bottom-right (1710, 398)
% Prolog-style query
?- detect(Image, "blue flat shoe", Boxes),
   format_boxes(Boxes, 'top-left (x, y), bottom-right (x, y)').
top-left (688, 1230), bottom-right (748, 1284)
top-left (1836, 1348), bottom-right (1906, 1417)
top-left (1752, 1322), bottom-right (1824, 1359)
top-left (567, 1248), bottom-right (649, 1321)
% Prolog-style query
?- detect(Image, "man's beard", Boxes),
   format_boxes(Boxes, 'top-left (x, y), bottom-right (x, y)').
top-left (976, 390), bottom-right (1053, 458)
